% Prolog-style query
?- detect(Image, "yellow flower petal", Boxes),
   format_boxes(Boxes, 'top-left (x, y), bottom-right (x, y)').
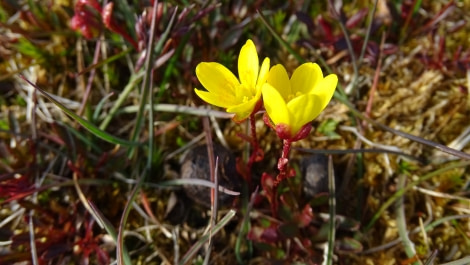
top-left (238, 40), bottom-right (259, 89)
top-left (194, 89), bottom-right (237, 108)
top-left (194, 39), bottom-right (271, 122)
top-left (196, 62), bottom-right (240, 96)
top-left (267, 64), bottom-right (291, 102)
top-left (226, 95), bottom-right (260, 122)
top-left (312, 74), bottom-right (338, 111)
top-left (291, 63), bottom-right (323, 95)
top-left (262, 83), bottom-right (290, 126)
top-left (257, 57), bottom-right (270, 88)
top-left (287, 94), bottom-right (323, 135)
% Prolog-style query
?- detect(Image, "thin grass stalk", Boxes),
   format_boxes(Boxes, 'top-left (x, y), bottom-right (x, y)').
top-left (121, 104), bottom-right (232, 119)
top-left (78, 48), bottom-right (131, 76)
top-left (423, 250), bottom-right (438, 265)
top-left (152, 179), bottom-right (240, 195)
top-left (204, 156), bottom-right (219, 265)
top-left (117, 175), bottom-right (141, 265)
top-left (439, 256), bottom-right (470, 265)
top-left (21, 76), bottom-right (139, 146)
top-left (336, 92), bottom-right (470, 160)
top-left (362, 32), bottom-right (386, 126)
top-left (326, 155), bottom-right (336, 265)
top-left (360, 214), bottom-right (469, 254)
top-left (235, 187), bottom-right (258, 264)
top-left (92, 92), bottom-right (115, 123)
top-left (257, 10), bottom-right (319, 67)
top-left (327, 0), bottom-right (358, 95)
top-left (179, 210), bottom-right (236, 265)
top-left (99, 71), bottom-right (144, 130)
top-left (58, 121), bottom-right (102, 153)
top-left (399, 0), bottom-right (421, 45)
top-left (358, 0), bottom-right (379, 68)
top-left (395, 174), bottom-right (419, 263)
top-left (294, 147), bottom-right (424, 163)
top-left (117, 0), bottom-right (161, 263)
top-left (29, 81), bottom-right (39, 265)
top-left (364, 160), bottom-right (470, 232)
top-left (128, 7), bottom-right (178, 157)
top-left (78, 38), bottom-right (101, 116)
top-left (113, 0), bottom-right (136, 40)
top-left (29, 213), bottom-right (38, 265)
top-left (202, 116), bottom-right (217, 265)
top-left (72, 172), bottom-right (133, 264)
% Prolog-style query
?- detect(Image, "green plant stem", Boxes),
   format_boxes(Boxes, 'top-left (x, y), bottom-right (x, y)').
top-left (117, 1), bottom-right (159, 263)
top-left (99, 71), bottom-right (144, 130)
top-left (395, 174), bottom-right (418, 263)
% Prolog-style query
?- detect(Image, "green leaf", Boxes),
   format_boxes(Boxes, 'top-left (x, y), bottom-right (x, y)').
top-left (20, 76), bottom-right (140, 147)
top-left (317, 119), bottom-right (341, 139)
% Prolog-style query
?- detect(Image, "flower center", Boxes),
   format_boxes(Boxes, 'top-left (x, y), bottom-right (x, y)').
top-left (286, 91), bottom-right (303, 102)
top-left (236, 84), bottom-right (254, 102)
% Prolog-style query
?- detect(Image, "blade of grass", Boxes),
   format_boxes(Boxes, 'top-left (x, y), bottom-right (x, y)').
top-left (72, 171), bottom-right (133, 264)
top-left (57, 121), bottom-right (102, 153)
top-left (99, 71), bottom-right (144, 130)
top-left (117, 174), bottom-right (142, 265)
top-left (117, 1), bottom-right (161, 263)
top-left (342, 95), bottom-right (470, 160)
top-left (113, 0), bottom-right (136, 40)
top-left (327, 0), bottom-right (358, 95)
top-left (151, 178), bottom-right (240, 196)
top-left (120, 104), bottom-right (233, 118)
top-left (326, 155), bottom-right (336, 265)
top-left (235, 187), bottom-right (257, 264)
top-left (92, 92), bottom-right (115, 123)
top-left (294, 147), bottom-right (425, 163)
top-left (423, 250), bottom-right (438, 265)
top-left (128, 7), bottom-right (178, 157)
top-left (363, 160), bottom-right (470, 232)
top-left (358, 0), bottom-right (379, 68)
top-left (395, 173), bottom-right (419, 263)
top-left (29, 212), bottom-right (39, 265)
top-left (439, 256), bottom-right (470, 265)
top-left (202, 117), bottom-right (217, 265)
top-left (77, 48), bottom-right (131, 76)
top-left (20, 75), bottom-right (140, 147)
top-left (178, 209), bottom-right (236, 265)
top-left (204, 157), bottom-right (219, 265)
top-left (78, 37), bottom-right (102, 116)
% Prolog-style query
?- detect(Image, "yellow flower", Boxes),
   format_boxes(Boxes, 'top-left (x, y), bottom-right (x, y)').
top-left (194, 40), bottom-right (270, 122)
top-left (262, 63), bottom-right (338, 140)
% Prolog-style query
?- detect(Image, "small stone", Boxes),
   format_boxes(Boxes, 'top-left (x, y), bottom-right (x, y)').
top-left (181, 144), bottom-right (241, 208)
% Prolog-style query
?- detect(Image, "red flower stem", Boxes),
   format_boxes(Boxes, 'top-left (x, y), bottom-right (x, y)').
top-left (250, 112), bottom-right (259, 151)
top-left (245, 113), bottom-right (259, 185)
top-left (281, 140), bottom-right (291, 163)
top-left (269, 139), bottom-right (293, 217)
top-left (275, 139), bottom-right (292, 186)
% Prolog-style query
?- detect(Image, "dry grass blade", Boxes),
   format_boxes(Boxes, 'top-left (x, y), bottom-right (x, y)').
top-left (19, 75), bottom-right (140, 147)
top-left (325, 155), bottom-right (336, 265)
top-left (178, 210), bottom-right (236, 265)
